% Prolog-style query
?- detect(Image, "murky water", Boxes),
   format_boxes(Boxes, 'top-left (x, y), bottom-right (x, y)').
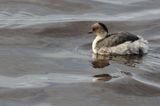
top-left (0, 0), bottom-right (160, 106)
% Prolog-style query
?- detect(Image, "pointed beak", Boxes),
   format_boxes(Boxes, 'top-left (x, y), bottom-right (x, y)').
top-left (88, 31), bottom-right (93, 34)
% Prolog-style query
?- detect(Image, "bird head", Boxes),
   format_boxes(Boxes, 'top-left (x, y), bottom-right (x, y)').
top-left (88, 22), bottom-right (108, 37)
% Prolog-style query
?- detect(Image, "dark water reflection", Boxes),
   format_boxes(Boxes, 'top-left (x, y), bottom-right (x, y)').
top-left (91, 54), bottom-right (144, 82)
top-left (91, 54), bottom-right (143, 68)
top-left (93, 74), bottom-right (112, 82)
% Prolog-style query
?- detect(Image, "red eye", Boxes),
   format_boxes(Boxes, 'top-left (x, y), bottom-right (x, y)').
top-left (92, 27), bottom-right (98, 32)
top-left (92, 28), bottom-right (96, 31)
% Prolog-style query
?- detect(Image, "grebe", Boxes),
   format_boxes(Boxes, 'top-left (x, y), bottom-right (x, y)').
top-left (88, 22), bottom-right (149, 55)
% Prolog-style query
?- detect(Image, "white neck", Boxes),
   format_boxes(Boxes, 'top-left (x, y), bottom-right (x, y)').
top-left (92, 35), bottom-right (105, 54)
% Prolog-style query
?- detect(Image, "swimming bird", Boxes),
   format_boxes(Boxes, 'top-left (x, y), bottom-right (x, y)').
top-left (89, 22), bottom-right (149, 55)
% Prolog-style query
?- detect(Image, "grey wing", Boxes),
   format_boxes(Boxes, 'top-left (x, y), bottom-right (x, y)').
top-left (97, 32), bottom-right (139, 47)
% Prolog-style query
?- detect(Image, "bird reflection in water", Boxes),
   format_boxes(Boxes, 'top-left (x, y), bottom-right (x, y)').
top-left (92, 54), bottom-right (143, 68)
top-left (92, 74), bottom-right (112, 82)
top-left (91, 54), bottom-right (143, 82)
top-left (91, 55), bottom-right (110, 68)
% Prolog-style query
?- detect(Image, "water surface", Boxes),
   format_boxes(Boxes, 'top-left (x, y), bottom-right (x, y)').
top-left (0, 0), bottom-right (160, 106)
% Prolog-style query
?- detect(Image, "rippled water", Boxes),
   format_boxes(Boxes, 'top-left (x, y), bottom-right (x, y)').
top-left (0, 0), bottom-right (160, 106)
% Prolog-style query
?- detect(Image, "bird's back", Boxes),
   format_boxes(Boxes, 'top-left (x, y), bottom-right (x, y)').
top-left (97, 32), bottom-right (139, 48)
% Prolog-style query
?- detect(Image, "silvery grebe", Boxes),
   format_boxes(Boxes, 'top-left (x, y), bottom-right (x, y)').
top-left (88, 22), bottom-right (149, 55)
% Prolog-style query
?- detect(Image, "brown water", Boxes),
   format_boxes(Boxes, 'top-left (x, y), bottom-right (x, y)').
top-left (0, 0), bottom-right (160, 106)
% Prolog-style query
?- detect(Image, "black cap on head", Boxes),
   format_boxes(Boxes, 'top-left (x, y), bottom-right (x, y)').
top-left (98, 22), bottom-right (108, 33)
top-left (88, 22), bottom-right (109, 34)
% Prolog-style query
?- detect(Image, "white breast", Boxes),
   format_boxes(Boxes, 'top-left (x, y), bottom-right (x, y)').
top-left (92, 36), bottom-right (103, 54)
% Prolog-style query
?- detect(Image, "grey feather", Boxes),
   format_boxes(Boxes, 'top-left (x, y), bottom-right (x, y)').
top-left (97, 32), bottom-right (139, 48)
